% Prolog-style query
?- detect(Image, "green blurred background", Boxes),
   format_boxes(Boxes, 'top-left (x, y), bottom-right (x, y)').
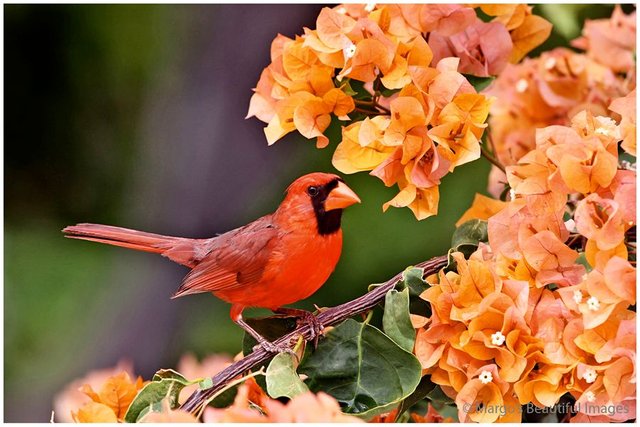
top-left (4, 4), bottom-right (623, 421)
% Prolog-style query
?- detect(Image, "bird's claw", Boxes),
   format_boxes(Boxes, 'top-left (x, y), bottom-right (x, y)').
top-left (296, 312), bottom-right (325, 348)
top-left (253, 339), bottom-right (295, 355)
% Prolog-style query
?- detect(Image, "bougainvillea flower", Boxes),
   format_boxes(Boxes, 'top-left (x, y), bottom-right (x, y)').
top-left (264, 392), bottom-right (364, 422)
top-left (418, 4), bottom-right (476, 36)
top-left (431, 346), bottom-right (488, 396)
top-left (282, 37), bottom-right (333, 82)
top-left (205, 380), bottom-right (363, 423)
top-left (385, 4), bottom-right (476, 42)
top-left (429, 93), bottom-right (490, 167)
top-left (415, 316), bottom-right (468, 372)
top-left (487, 41), bottom-right (628, 168)
top-left (574, 194), bottom-right (627, 251)
top-left (507, 13), bottom-right (553, 63)
top-left (315, 7), bottom-right (357, 52)
top-left (584, 238), bottom-right (628, 272)
top-left (545, 134), bottom-right (618, 195)
top-left (429, 18), bottom-right (513, 77)
top-left (54, 361), bottom-right (135, 423)
top-left (72, 371), bottom-right (145, 422)
top-left (427, 57), bottom-right (476, 112)
top-left (383, 96), bottom-right (430, 146)
top-left (515, 357), bottom-right (576, 408)
top-left (456, 193), bottom-right (508, 226)
top-left (571, 5), bottom-right (636, 73)
top-left (460, 303), bottom-right (539, 383)
top-left (558, 260), bottom-right (635, 329)
top-left (518, 230), bottom-right (581, 286)
top-left (480, 4), bottom-right (529, 31)
top-left (479, 4), bottom-right (552, 63)
top-left (455, 364), bottom-right (516, 423)
top-left (609, 89), bottom-right (636, 155)
top-left (592, 317), bottom-right (635, 364)
top-left (407, 139), bottom-right (451, 188)
top-left (292, 97), bottom-right (333, 148)
top-left (411, 404), bottom-right (455, 423)
top-left (382, 36), bottom-right (434, 90)
top-left (506, 148), bottom-right (555, 196)
top-left (72, 402), bottom-right (119, 423)
top-left (446, 252), bottom-right (502, 321)
top-left (609, 169), bottom-right (636, 225)
top-left (589, 257), bottom-right (635, 307)
top-left (382, 180), bottom-right (441, 220)
top-left (332, 119), bottom-right (395, 173)
top-left (139, 400), bottom-right (199, 423)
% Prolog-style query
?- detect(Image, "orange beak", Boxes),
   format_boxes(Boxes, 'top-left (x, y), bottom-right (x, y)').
top-left (325, 181), bottom-right (361, 211)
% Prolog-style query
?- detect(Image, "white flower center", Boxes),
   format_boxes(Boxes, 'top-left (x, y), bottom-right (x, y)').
top-left (585, 391), bottom-right (596, 402)
top-left (587, 296), bottom-right (600, 311)
top-left (491, 331), bottom-right (506, 346)
top-left (365, 3), bottom-right (376, 12)
top-left (573, 290), bottom-right (583, 304)
top-left (336, 6), bottom-right (347, 15)
top-left (564, 219), bottom-right (576, 232)
top-left (544, 57), bottom-right (557, 70)
top-left (479, 370), bottom-right (493, 384)
top-left (344, 43), bottom-right (357, 59)
top-left (515, 79), bottom-right (528, 93)
top-left (584, 368), bottom-right (597, 384)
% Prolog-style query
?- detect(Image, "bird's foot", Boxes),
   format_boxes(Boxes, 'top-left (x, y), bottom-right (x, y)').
top-left (275, 307), bottom-right (325, 348)
top-left (301, 312), bottom-right (324, 346)
top-left (253, 338), bottom-right (295, 355)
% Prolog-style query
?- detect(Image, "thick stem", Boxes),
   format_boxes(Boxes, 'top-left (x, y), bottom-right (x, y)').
top-left (179, 255), bottom-right (448, 414)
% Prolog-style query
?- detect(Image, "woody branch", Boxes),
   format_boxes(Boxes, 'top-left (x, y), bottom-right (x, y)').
top-left (180, 254), bottom-right (449, 414)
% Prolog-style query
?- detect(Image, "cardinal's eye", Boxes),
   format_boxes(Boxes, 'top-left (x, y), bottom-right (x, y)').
top-left (307, 186), bottom-right (319, 197)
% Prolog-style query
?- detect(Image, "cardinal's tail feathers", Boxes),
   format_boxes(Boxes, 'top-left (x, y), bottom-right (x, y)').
top-left (62, 223), bottom-right (181, 255)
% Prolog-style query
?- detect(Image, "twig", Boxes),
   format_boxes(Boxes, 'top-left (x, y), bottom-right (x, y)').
top-left (179, 255), bottom-right (449, 415)
top-left (480, 145), bottom-right (506, 173)
top-left (354, 106), bottom-right (383, 116)
top-left (354, 99), bottom-right (391, 115)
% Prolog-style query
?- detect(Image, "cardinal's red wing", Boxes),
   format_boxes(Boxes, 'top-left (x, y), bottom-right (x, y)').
top-left (172, 219), bottom-right (280, 298)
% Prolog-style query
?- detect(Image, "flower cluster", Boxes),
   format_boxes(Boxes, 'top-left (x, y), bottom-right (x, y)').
top-left (55, 354), bottom-right (366, 423)
top-left (413, 89), bottom-right (636, 421)
top-left (486, 5), bottom-right (635, 181)
top-left (248, 4), bottom-right (551, 219)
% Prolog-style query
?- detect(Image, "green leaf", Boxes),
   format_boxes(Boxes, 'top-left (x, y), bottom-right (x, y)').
top-left (242, 316), bottom-right (299, 391)
top-left (463, 74), bottom-right (495, 92)
top-left (399, 267), bottom-right (427, 297)
top-left (348, 79), bottom-right (371, 100)
top-left (207, 385), bottom-right (238, 409)
top-left (379, 87), bottom-right (400, 98)
top-left (383, 288), bottom-right (415, 352)
top-left (397, 266), bottom-right (432, 317)
top-left (124, 369), bottom-right (196, 423)
top-left (340, 79), bottom-right (358, 97)
top-left (199, 377), bottom-right (213, 390)
top-left (395, 376), bottom-right (437, 420)
top-left (451, 219), bottom-right (488, 257)
top-left (299, 319), bottom-right (422, 419)
top-left (427, 384), bottom-right (455, 405)
top-left (266, 352), bottom-right (309, 399)
top-left (575, 252), bottom-right (593, 273)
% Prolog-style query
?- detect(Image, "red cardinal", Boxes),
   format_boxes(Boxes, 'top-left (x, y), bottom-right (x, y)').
top-left (63, 172), bottom-right (360, 352)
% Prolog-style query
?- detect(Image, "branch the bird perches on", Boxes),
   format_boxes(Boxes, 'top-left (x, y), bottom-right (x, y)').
top-left (180, 255), bottom-right (449, 414)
